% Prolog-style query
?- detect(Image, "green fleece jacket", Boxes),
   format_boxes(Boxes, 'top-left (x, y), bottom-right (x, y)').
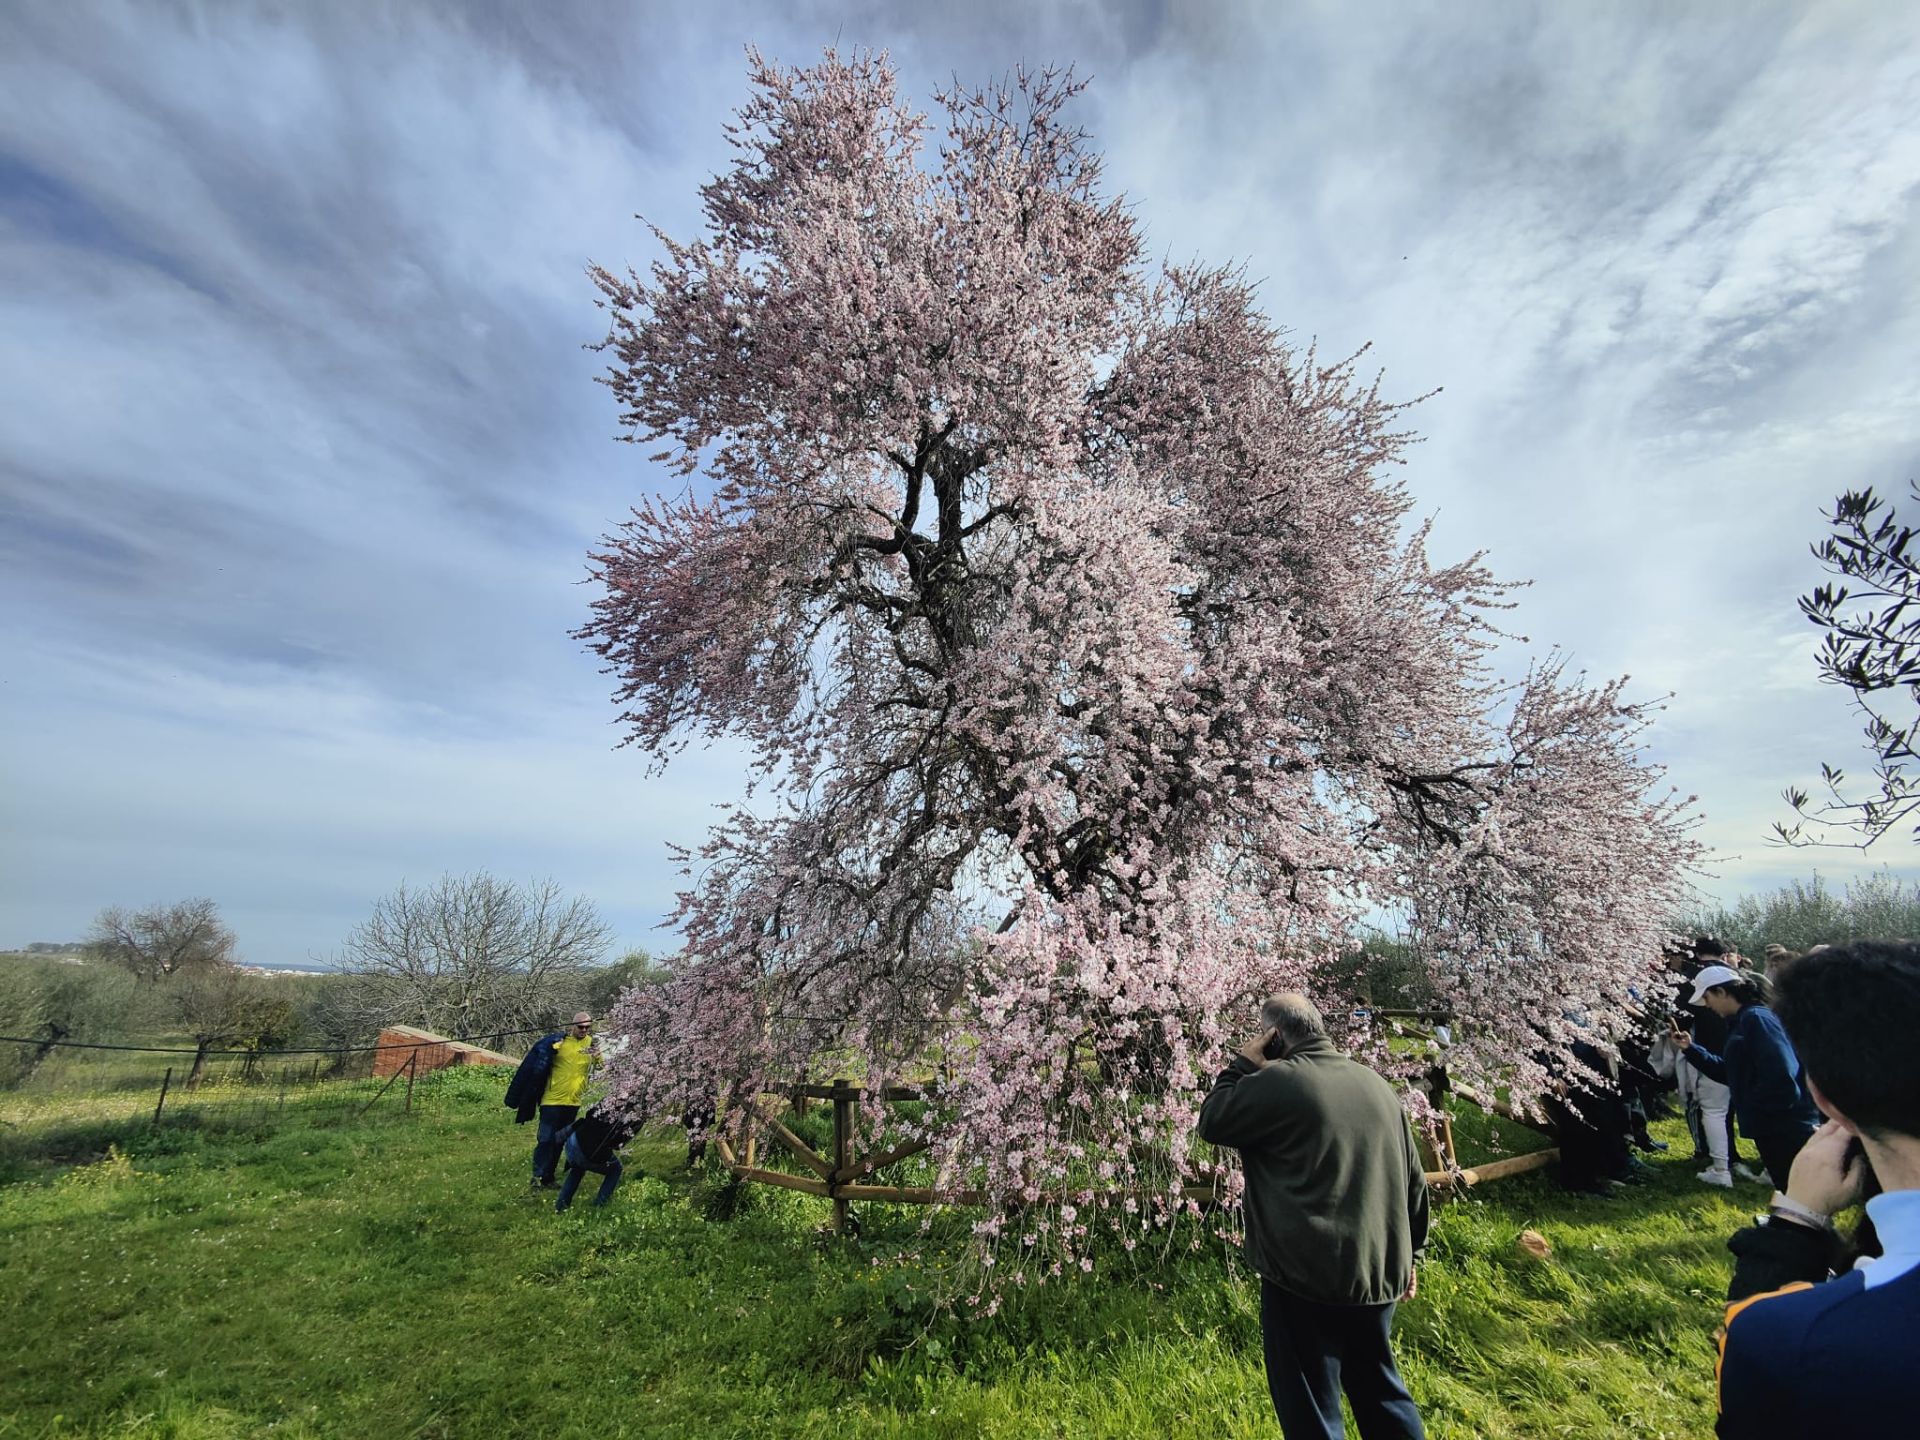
top-left (1196, 1038), bottom-right (1429, 1305)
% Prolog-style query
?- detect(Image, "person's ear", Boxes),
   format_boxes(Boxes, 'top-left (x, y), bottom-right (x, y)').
top-left (1807, 1076), bottom-right (1862, 1136)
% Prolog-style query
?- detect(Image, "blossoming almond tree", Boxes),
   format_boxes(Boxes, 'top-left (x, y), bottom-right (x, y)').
top-left (582, 50), bottom-right (1699, 1266)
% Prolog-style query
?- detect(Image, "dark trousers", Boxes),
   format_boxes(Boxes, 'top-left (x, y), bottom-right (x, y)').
top-left (555, 1133), bottom-right (623, 1211)
top-left (533, 1104), bottom-right (579, 1182)
top-left (1260, 1280), bottom-right (1425, 1440)
top-left (1749, 1119), bottom-right (1816, 1192)
top-left (1547, 1089), bottom-right (1631, 1191)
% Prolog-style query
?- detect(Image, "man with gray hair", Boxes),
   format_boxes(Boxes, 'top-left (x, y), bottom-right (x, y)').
top-left (1198, 993), bottom-right (1429, 1439)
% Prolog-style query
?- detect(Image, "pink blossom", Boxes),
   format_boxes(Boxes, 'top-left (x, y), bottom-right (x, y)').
top-left (584, 51), bottom-right (1701, 1280)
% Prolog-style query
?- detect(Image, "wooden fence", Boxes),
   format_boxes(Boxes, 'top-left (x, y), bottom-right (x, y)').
top-left (713, 1067), bottom-right (1561, 1231)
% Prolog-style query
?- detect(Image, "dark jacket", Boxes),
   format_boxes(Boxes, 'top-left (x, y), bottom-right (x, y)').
top-left (564, 1108), bottom-right (640, 1169)
top-left (504, 1034), bottom-right (563, 1124)
top-left (1683, 1005), bottom-right (1820, 1137)
top-left (1196, 1038), bottom-right (1429, 1306)
top-left (1718, 1219), bottom-right (1919, 1438)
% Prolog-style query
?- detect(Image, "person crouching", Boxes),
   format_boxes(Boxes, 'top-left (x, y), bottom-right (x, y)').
top-left (555, 1104), bottom-right (639, 1212)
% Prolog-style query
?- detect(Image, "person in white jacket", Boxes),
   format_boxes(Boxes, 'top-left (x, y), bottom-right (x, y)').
top-left (1652, 1012), bottom-right (1737, 1185)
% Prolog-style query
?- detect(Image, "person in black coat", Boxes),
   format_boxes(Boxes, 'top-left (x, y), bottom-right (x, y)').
top-left (554, 1104), bottom-right (640, 1212)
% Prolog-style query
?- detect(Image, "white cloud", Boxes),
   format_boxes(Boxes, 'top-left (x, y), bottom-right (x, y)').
top-left (3, 0), bottom-right (1919, 959)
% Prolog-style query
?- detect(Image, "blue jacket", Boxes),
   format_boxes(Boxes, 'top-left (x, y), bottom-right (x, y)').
top-left (1683, 1005), bottom-right (1820, 1136)
top-left (1720, 1268), bottom-right (1920, 1437)
top-left (504, 1034), bottom-right (563, 1123)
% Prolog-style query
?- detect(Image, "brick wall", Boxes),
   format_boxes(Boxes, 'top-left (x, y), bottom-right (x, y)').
top-left (371, 1024), bottom-right (517, 1078)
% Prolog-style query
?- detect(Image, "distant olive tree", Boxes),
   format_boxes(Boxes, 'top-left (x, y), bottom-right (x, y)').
top-left (170, 966), bottom-right (297, 1088)
top-left (331, 874), bottom-right (610, 1044)
top-left (1677, 870), bottom-right (1920, 959)
top-left (580, 949), bottom-right (672, 1019)
top-left (0, 955), bottom-right (137, 1088)
top-left (1779, 483), bottom-right (1920, 847)
top-left (84, 898), bottom-right (236, 984)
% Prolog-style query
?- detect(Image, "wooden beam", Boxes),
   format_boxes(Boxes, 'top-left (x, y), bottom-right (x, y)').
top-left (1452, 1081), bottom-right (1558, 1139)
top-left (712, 1132), bottom-right (738, 1167)
top-left (730, 1165), bottom-right (832, 1196)
top-left (790, 1082), bottom-right (931, 1102)
top-left (746, 1098), bottom-right (833, 1178)
top-left (835, 1182), bottom-right (986, 1205)
top-left (837, 1135), bottom-right (934, 1184)
top-left (1458, 1149), bottom-right (1558, 1186)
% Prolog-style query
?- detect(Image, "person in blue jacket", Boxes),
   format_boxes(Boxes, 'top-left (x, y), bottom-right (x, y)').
top-left (1669, 964), bottom-right (1819, 1191)
top-left (1713, 939), bottom-right (1920, 1439)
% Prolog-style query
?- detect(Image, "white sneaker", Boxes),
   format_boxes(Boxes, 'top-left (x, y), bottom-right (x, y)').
top-left (1732, 1163), bottom-right (1765, 1184)
top-left (1697, 1168), bottom-right (1734, 1188)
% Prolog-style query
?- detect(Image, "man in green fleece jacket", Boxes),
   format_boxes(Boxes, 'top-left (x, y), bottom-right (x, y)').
top-left (1198, 993), bottom-right (1429, 1440)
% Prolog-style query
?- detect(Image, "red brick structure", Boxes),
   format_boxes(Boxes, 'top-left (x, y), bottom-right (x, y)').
top-left (371, 1025), bottom-right (516, 1078)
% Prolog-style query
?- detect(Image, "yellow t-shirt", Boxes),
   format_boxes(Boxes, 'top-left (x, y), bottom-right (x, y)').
top-left (542, 1035), bottom-right (596, 1107)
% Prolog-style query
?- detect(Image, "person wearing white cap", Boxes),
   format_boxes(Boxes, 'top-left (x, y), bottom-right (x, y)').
top-left (1660, 942), bottom-right (1741, 1187)
top-left (1668, 965), bottom-right (1821, 1191)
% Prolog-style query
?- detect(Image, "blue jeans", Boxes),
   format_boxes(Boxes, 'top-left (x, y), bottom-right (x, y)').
top-left (1260, 1280), bottom-right (1425, 1439)
top-left (533, 1105), bottom-right (578, 1183)
top-left (555, 1133), bottom-right (623, 1211)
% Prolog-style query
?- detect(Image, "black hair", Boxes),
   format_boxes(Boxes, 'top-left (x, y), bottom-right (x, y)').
top-left (1772, 940), bottom-right (1920, 1141)
top-left (1707, 973), bottom-right (1769, 1008)
top-left (1694, 936), bottom-right (1729, 958)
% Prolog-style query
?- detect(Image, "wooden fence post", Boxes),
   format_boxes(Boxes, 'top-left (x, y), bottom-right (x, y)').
top-left (404, 1051), bottom-right (418, 1113)
top-left (831, 1077), bottom-right (852, 1234)
top-left (152, 1066), bottom-right (173, 1126)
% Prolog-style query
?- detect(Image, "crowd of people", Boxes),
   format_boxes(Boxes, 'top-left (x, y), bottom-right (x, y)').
top-left (1196, 941), bottom-right (1917, 1439)
top-left (496, 941), bottom-right (1916, 1440)
top-left (1541, 936), bottom-right (1826, 1200)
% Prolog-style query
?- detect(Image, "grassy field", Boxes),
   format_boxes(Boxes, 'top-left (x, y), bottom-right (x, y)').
top-left (0, 1065), bottom-right (1758, 1439)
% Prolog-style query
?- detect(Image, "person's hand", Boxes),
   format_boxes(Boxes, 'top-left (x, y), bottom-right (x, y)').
top-left (1238, 1028), bottom-right (1277, 1068)
top-left (1667, 1024), bottom-right (1690, 1050)
top-left (1401, 1268), bottom-right (1418, 1302)
top-left (1785, 1119), bottom-right (1869, 1215)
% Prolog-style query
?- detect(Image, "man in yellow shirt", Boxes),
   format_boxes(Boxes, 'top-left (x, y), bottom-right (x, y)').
top-left (531, 1012), bottom-right (600, 1188)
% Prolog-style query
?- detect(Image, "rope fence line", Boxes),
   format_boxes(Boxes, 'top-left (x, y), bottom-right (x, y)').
top-left (0, 1026), bottom-right (541, 1151)
top-left (0, 1025), bottom-right (550, 1057)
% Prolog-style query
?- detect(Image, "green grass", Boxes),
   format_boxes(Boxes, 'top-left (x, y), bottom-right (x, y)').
top-left (0, 1068), bottom-right (1758, 1439)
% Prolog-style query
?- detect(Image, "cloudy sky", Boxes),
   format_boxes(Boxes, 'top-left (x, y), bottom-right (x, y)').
top-left (3, 0), bottom-right (1918, 965)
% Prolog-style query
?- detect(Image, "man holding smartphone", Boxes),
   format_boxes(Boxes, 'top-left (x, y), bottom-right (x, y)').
top-left (1197, 994), bottom-right (1429, 1440)
top-left (1714, 940), bottom-right (1920, 1439)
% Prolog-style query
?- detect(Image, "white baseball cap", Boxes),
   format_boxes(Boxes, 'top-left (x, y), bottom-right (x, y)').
top-left (1688, 964), bottom-right (1743, 1004)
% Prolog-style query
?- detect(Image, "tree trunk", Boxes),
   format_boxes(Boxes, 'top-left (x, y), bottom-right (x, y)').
top-left (185, 1041), bottom-right (213, 1090)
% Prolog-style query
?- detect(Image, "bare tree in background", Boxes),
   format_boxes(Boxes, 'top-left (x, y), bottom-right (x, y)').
top-left (332, 874), bottom-right (611, 1044)
top-left (85, 898), bottom-right (236, 984)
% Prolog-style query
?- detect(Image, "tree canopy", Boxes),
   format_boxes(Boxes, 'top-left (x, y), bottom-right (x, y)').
top-left (584, 52), bottom-right (1699, 1250)
top-left (84, 898), bottom-right (236, 984)
top-left (330, 873), bottom-right (610, 1043)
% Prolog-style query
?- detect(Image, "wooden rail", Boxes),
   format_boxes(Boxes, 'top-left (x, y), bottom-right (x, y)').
top-left (715, 1061), bottom-right (1557, 1228)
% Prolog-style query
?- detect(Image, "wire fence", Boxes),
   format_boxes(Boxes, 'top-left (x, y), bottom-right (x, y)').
top-left (0, 1027), bottom-right (535, 1167)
